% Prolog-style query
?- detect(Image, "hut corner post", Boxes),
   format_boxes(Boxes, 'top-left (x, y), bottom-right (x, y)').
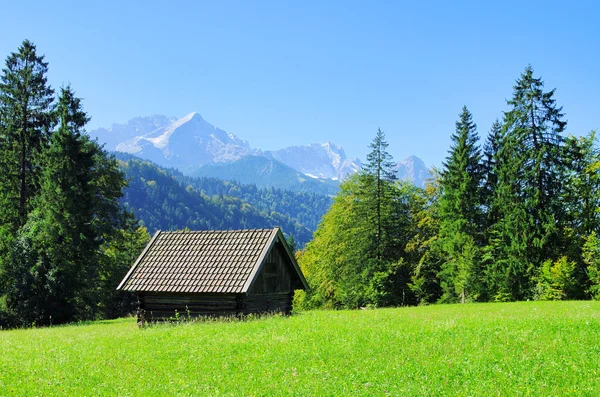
top-left (137, 293), bottom-right (146, 328)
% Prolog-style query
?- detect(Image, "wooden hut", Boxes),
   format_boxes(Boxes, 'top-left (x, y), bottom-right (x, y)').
top-left (116, 227), bottom-right (308, 323)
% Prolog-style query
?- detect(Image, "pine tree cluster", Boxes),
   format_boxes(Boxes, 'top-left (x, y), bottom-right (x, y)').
top-left (298, 66), bottom-right (600, 308)
top-left (0, 41), bottom-right (149, 327)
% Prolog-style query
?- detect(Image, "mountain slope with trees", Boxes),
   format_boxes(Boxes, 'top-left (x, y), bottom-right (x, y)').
top-left (116, 155), bottom-right (316, 246)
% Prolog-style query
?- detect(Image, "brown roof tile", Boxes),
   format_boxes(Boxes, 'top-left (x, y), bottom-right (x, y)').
top-left (118, 229), bottom-right (278, 294)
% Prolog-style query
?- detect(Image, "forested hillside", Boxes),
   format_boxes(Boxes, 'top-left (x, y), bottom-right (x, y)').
top-left (175, 174), bottom-right (332, 233)
top-left (298, 67), bottom-right (600, 309)
top-left (117, 155), bottom-right (319, 246)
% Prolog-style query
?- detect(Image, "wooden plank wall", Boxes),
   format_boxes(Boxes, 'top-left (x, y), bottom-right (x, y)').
top-left (140, 292), bottom-right (239, 321)
top-left (241, 292), bottom-right (294, 314)
top-left (139, 291), bottom-right (296, 322)
top-left (250, 242), bottom-right (292, 294)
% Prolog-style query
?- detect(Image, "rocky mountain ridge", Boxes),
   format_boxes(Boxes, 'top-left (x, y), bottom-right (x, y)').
top-left (90, 112), bottom-right (431, 188)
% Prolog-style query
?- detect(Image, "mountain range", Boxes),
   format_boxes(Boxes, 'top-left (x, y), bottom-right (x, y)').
top-left (89, 112), bottom-right (432, 190)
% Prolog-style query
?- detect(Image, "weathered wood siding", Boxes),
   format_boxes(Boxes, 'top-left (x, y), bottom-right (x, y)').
top-left (139, 290), bottom-right (295, 321)
top-left (250, 242), bottom-right (293, 294)
top-left (240, 292), bottom-right (294, 314)
top-left (241, 242), bottom-right (297, 314)
top-left (140, 292), bottom-right (239, 320)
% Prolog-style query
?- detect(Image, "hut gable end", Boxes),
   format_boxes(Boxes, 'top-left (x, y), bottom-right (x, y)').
top-left (250, 242), bottom-right (293, 294)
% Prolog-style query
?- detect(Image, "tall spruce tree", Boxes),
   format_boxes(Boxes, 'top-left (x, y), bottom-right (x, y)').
top-left (0, 40), bottom-right (54, 309)
top-left (361, 128), bottom-right (398, 264)
top-left (361, 129), bottom-right (416, 305)
top-left (0, 40), bottom-right (54, 228)
top-left (487, 66), bottom-right (568, 300)
top-left (436, 106), bottom-right (484, 303)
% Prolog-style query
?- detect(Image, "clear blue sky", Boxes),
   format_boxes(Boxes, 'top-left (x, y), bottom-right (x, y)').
top-left (1, 1), bottom-right (598, 167)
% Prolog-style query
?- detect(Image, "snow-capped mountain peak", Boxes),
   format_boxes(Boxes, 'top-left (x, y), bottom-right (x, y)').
top-left (89, 112), bottom-right (429, 187)
top-left (394, 155), bottom-right (432, 188)
top-left (144, 112), bottom-right (208, 149)
top-left (91, 112), bottom-right (255, 172)
top-left (264, 142), bottom-right (361, 180)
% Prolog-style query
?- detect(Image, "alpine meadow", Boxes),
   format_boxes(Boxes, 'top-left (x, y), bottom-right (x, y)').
top-left (1, 26), bottom-right (600, 397)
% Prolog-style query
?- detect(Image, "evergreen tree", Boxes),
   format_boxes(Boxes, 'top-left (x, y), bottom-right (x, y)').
top-left (0, 40), bottom-right (54, 314)
top-left (487, 66), bottom-right (568, 300)
top-left (436, 107), bottom-right (484, 303)
top-left (361, 128), bottom-right (398, 265)
top-left (360, 129), bottom-right (417, 305)
top-left (0, 40), bottom-right (54, 228)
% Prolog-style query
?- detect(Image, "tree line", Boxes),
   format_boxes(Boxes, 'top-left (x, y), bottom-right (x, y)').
top-left (0, 41), bottom-right (149, 327)
top-left (297, 66), bottom-right (600, 308)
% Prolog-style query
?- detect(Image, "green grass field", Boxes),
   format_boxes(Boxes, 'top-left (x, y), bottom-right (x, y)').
top-left (1, 301), bottom-right (599, 396)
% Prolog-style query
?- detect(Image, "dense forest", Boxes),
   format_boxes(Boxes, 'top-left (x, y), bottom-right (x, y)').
top-left (297, 66), bottom-right (600, 309)
top-left (115, 153), bottom-right (323, 246)
top-left (0, 41), bottom-right (150, 327)
top-left (175, 171), bottom-right (332, 233)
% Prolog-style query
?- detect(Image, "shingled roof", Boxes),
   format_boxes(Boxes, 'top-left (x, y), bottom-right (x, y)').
top-left (116, 227), bottom-right (308, 294)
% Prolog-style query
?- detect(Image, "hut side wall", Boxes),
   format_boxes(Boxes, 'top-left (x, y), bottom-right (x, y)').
top-left (138, 291), bottom-right (295, 321)
top-left (241, 292), bottom-right (294, 314)
top-left (139, 292), bottom-right (239, 321)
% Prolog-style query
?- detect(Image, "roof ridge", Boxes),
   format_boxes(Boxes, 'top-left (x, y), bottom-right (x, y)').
top-left (160, 228), bottom-right (277, 234)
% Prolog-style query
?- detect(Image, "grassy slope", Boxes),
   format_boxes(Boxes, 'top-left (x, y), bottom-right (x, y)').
top-left (1, 301), bottom-right (599, 396)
